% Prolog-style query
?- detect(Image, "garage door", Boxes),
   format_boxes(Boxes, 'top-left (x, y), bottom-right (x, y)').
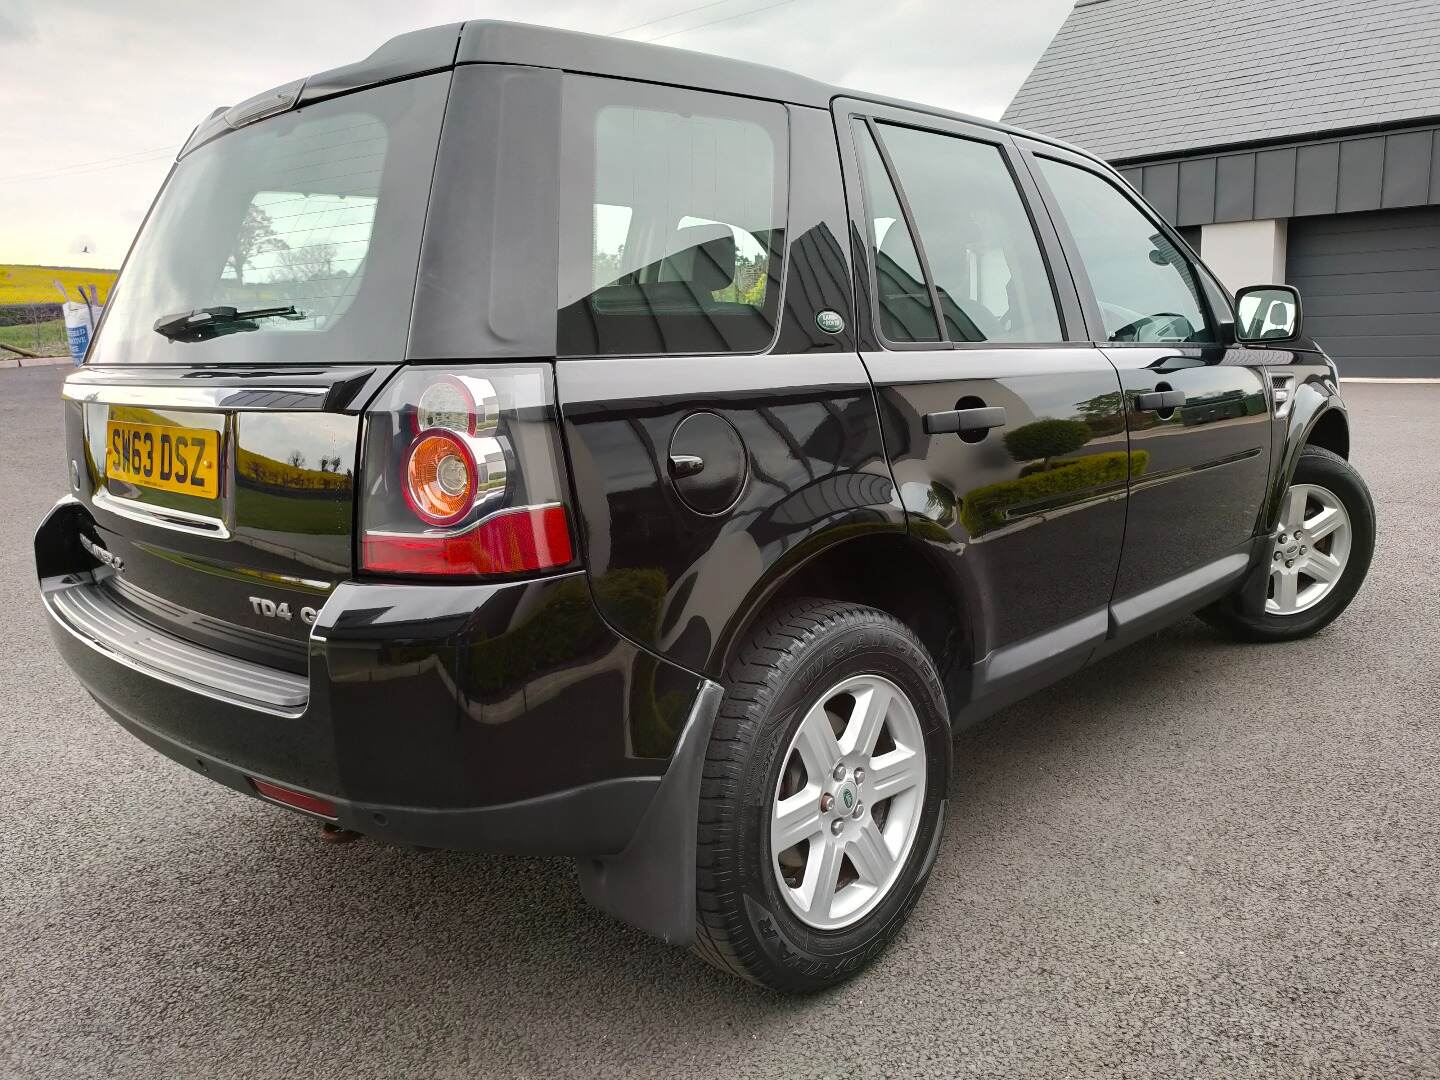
top-left (1287, 206), bottom-right (1440, 378)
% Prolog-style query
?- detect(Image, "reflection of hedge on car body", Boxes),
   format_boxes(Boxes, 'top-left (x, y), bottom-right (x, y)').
top-left (960, 451), bottom-right (1149, 536)
top-left (1003, 418), bottom-right (1092, 471)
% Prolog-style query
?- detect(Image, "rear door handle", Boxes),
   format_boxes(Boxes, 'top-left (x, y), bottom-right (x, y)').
top-left (1135, 389), bottom-right (1186, 412)
top-left (923, 406), bottom-right (1007, 435)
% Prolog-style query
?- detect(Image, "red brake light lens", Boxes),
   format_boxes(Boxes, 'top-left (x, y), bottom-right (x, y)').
top-left (363, 504), bottom-right (573, 576)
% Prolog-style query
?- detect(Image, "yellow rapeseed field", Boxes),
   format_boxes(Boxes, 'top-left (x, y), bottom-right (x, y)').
top-left (0, 264), bottom-right (117, 305)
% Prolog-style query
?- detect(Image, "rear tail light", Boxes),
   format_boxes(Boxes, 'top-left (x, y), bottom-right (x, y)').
top-left (360, 365), bottom-right (577, 578)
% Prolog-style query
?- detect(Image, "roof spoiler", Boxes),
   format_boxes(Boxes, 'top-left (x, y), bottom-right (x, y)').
top-left (177, 22), bottom-right (463, 159)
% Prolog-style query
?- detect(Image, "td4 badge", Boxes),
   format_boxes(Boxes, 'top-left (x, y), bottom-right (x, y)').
top-left (248, 596), bottom-right (320, 625)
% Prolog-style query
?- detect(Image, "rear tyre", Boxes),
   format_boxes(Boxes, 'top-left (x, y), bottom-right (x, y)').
top-left (1200, 445), bottom-right (1374, 642)
top-left (693, 599), bottom-right (948, 992)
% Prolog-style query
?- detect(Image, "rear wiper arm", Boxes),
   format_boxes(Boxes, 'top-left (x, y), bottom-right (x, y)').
top-left (153, 305), bottom-right (305, 342)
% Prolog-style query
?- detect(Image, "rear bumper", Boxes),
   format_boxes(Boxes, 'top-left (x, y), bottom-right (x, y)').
top-left (37, 498), bottom-right (708, 861)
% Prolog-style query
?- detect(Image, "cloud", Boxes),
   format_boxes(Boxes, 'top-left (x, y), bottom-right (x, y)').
top-left (0, 0), bottom-right (1070, 268)
top-left (0, 3), bottom-right (37, 44)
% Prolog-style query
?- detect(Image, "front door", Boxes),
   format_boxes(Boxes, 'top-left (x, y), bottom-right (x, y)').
top-left (1018, 142), bottom-right (1272, 633)
top-left (835, 102), bottom-right (1130, 710)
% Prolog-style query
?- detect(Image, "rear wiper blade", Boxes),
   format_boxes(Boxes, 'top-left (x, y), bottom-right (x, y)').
top-left (153, 305), bottom-right (305, 342)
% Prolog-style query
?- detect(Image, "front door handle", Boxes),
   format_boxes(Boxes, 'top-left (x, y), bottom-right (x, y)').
top-left (923, 405), bottom-right (1007, 435)
top-left (1135, 389), bottom-right (1186, 412)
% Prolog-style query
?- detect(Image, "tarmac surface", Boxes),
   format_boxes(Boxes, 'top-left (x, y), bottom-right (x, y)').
top-left (2, 367), bottom-right (1435, 1078)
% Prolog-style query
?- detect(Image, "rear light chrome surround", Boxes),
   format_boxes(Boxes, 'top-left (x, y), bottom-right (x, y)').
top-left (359, 365), bottom-right (577, 579)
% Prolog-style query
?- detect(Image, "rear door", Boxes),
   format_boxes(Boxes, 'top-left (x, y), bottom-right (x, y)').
top-left (553, 76), bottom-right (897, 698)
top-left (1018, 141), bottom-right (1271, 630)
top-left (67, 73), bottom-right (450, 671)
top-left (834, 101), bottom-right (1129, 707)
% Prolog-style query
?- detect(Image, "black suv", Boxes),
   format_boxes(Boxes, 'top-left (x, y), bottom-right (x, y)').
top-left (36, 22), bottom-right (1375, 992)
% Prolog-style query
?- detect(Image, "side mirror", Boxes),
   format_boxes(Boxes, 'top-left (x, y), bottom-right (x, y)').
top-left (1235, 284), bottom-right (1302, 343)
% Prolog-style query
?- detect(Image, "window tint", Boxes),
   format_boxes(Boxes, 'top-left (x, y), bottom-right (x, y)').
top-left (1036, 158), bottom-right (1212, 344)
top-left (877, 123), bottom-right (1062, 343)
top-left (89, 74), bottom-right (449, 365)
top-left (853, 121), bottom-right (940, 342)
top-left (559, 80), bottom-right (786, 356)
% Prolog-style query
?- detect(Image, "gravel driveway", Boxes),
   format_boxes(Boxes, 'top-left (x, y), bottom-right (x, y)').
top-left (2, 366), bottom-right (1436, 1079)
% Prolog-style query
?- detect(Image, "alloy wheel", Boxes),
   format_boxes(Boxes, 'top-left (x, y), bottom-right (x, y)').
top-left (769, 674), bottom-right (927, 930)
top-left (1267, 482), bottom-right (1352, 616)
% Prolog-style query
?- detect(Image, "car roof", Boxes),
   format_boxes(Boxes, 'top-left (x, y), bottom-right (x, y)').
top-left (181, 20), bottom-right (1087, 163)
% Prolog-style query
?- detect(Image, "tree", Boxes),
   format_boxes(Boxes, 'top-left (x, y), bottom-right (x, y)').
top-left (274, 242), bottom-right (337, 284)
top-left (226, 205), bottom-right (288, 286)
top-left (1003, 418), bottom-right (1091, 471)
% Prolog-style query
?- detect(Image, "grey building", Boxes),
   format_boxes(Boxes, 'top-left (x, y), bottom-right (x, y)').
top-left (1003, 0), bottom-right (1440, 377)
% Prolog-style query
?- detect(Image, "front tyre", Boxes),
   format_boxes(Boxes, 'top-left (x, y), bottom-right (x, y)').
top-left (1201, 445), bottom-right (1375, 642)
top-left (693, 599), bottom-right (949, 992)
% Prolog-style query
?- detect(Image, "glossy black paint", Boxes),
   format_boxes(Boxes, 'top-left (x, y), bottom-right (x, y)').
top-left (60, 365), bottom-right (391, 671)
top-left (36, 23), bottom-right (1362, 923)
top-left (38, 496), bottom-right (703, 814)
top-left (557, 104), bottom-right (903, 679)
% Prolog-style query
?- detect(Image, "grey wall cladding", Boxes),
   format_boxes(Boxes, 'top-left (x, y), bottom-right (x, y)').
top-left (1118, 125), bottom-right (1440, 227)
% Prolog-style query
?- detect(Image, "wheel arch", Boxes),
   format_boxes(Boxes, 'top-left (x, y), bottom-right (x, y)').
top-left (715, 530), bottom-right (977, 717)
top-left (1263, 378), bottom-right (1349, 533)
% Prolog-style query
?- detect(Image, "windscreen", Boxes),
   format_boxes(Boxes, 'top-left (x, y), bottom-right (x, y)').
top-left (90, 72), bottom-right (450, 365)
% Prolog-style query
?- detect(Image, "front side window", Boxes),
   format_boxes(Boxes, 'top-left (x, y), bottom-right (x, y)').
top-left (558, 78), bottom-right (787, 356)
top-left (876, 123), bottom-right (1062, 344)
top-left (1036, 158), bottom-right (1212, 344)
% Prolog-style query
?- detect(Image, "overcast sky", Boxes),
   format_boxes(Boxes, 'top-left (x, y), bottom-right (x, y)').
top-left (0, 0), bottom-right (1071, 269)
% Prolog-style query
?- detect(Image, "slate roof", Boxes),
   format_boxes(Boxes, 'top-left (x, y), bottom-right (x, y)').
top-left (1002, 0), bottom-right (1440, 162)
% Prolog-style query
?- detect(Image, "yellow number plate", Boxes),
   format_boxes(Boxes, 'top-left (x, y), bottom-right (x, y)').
top-left (106, 421), bottom-right (220, 499)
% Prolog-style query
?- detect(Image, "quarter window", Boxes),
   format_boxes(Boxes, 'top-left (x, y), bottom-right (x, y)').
top-left (559, 79), bottom-right (787, 357)
top-left (1036, 158), bottom-right (1212, 344)
top-left (876, 123), bottom-right (1062, 344)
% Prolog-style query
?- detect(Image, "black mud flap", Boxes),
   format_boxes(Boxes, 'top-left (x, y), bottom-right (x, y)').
top-left (575, 680), bottom-right (725, 946)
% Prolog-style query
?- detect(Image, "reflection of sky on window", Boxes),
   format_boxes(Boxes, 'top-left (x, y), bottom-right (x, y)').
top-left (594, 204), bottom-right (767, 264)
top-left (594, 203), bottom-right (632, 257)
top-left (678, 214), bottom-right (765, 263)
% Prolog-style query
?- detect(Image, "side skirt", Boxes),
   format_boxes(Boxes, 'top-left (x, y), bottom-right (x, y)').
top-left (954, 542), bottom-right (1264, 727)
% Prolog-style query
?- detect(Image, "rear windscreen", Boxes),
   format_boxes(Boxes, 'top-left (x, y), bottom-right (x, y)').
top-left (90, 72), bottom-right (449, 365)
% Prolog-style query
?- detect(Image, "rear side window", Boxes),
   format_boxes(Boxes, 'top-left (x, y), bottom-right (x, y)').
top-left (558, 77), bottom-right (788, 356)
top-left (876, 123), bottom-right (1062, 344)
top-left (853, 121), bottom-right (940, 343)
top-left (1036, 157), bottom-right (1213, 344)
